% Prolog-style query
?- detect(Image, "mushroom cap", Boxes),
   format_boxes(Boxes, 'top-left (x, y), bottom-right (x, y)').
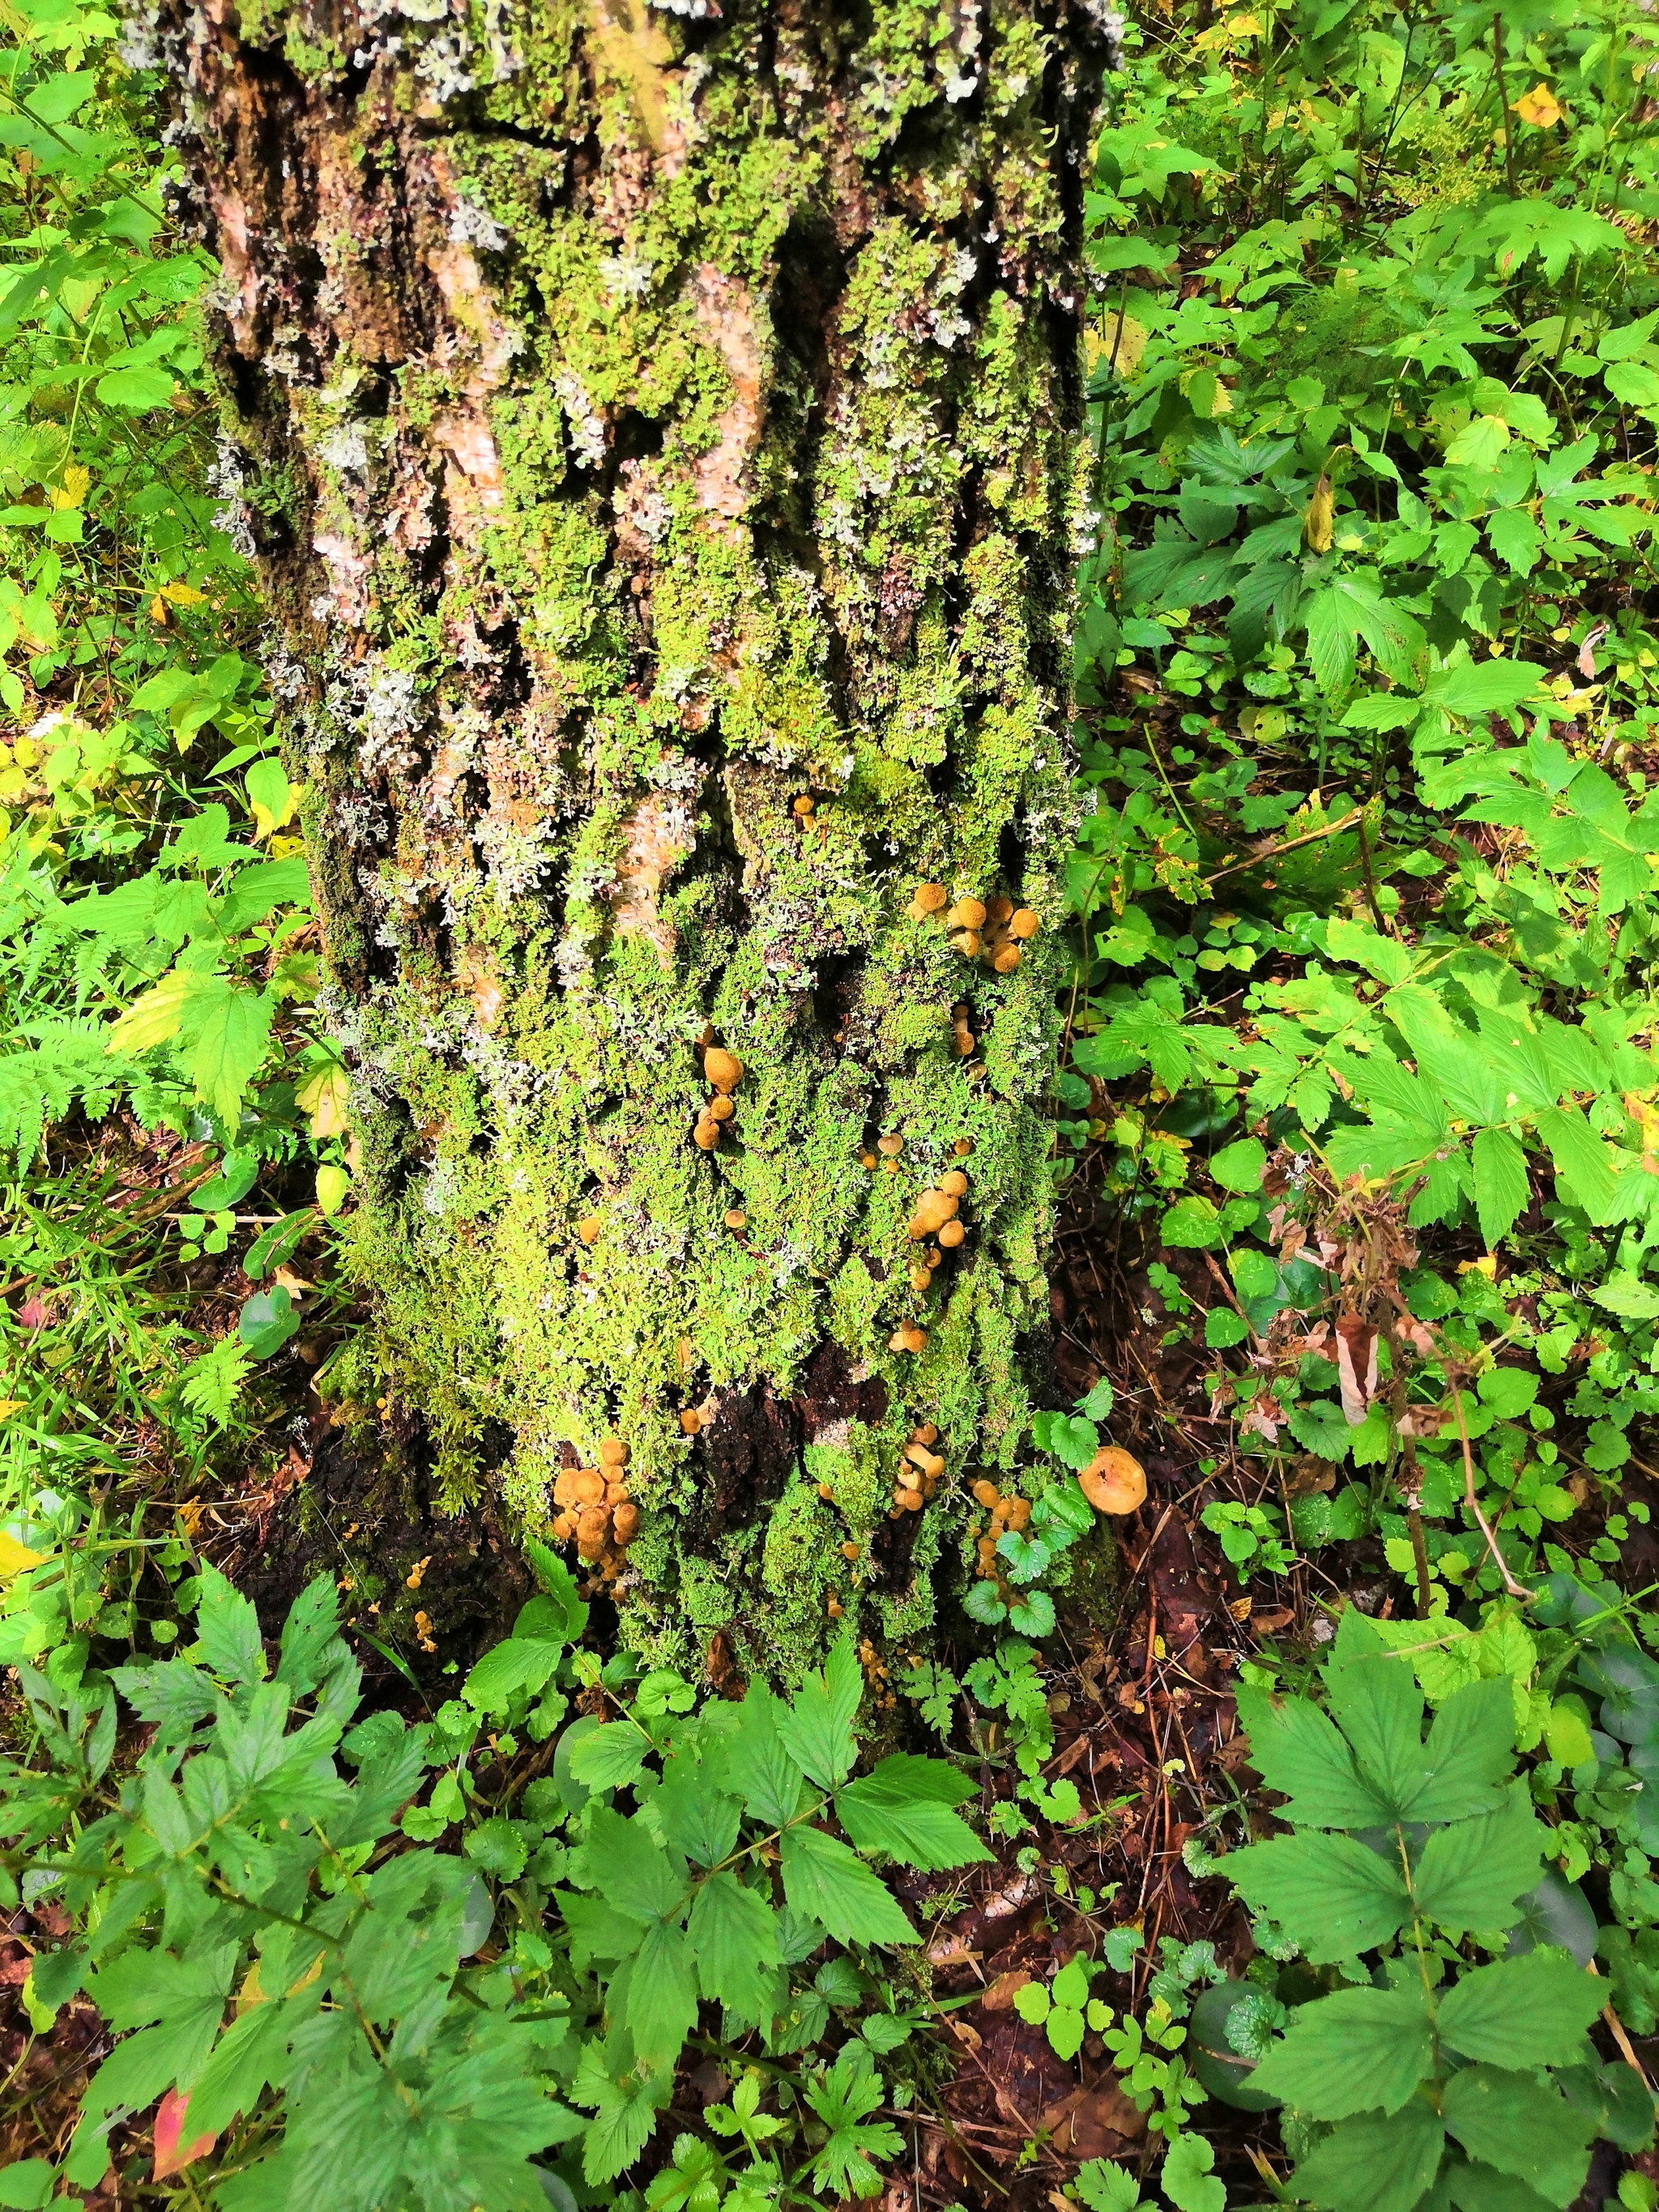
top-left (705, 1048), bottom-right (744, 1092)
top-left (1078, 1446), bottom-right (1147, 1515)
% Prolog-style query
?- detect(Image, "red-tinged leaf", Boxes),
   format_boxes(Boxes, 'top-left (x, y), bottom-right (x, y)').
top-left (153, 2088), bottom-right (215, 2180)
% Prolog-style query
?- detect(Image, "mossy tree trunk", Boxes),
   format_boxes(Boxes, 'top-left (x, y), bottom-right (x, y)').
top-left (168, 0), bottom-right (1109, 1677)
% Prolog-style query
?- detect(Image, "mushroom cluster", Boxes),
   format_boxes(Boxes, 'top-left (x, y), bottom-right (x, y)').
top-left (906, 884), bottom-right (1039, 972)
top-left (969, 1477), bottom-right (1031, 1586)
top-left (693, 1045), bottom-right (744, 1151)
top-left (551, 1437), bottom-right (639, 1583)
top-left (889, 1422), bottom-right (944, 1515)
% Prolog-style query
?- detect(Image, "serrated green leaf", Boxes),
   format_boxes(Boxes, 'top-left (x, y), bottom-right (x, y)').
top-left (775, 1637), bottom-right (864, 1787)
top-left (1291, 2105), bottom-right (1445, 2212)
top-left (779, 1825), bottom-right (916, 1947)
top-left (585, 1804), bottom-right (689, 1924)
top-left (1249, 1984), bottom-right (1432, 2119)
top-left (194, 1564), bottom-right (266, 1684)
top-left (1470, 1126), bottom-right (1530, 1250)
top-left (655, 1760), bottom-right (743, 1868)
top-left (1413, 1785), bottom-right (1543, 1933)
top-left (463, 1638), bottom-right (566, 1715)
top-left (1235, 1685), bottom-right (1393, 1828)
top-left (625, 1917), bottom-right (698, 2069)
top-left (723, 1686), bottom-right (808, 1827)
top-left (1324, 1608), bottom-right (1427, 1817)
top-left (1400, 1676), bottom-right (1516, 1821)
top-left (1441, 2065), bottom-right (1596, 2208)
top-left (1226, 1831), bottom-right (1410, 1960)
top-left (565, 1718), bottom-right (651, 1789)
top-left (1436, 1949), bottom-right (1604, 2069)
top-left (686, 1870), bottom-right (778, 2025)
top-left (834, 1757), bottom-right (992, 1870)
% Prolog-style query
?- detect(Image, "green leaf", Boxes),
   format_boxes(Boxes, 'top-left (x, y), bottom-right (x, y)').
top-left (1537, 1104), bottom-right (1620, 1224)
top-left (585, 1804), bottom-right (689, 1925)
top-left (723, 1686), bottom-right (808, 1827)
top-left (1436, 1949), bottom-right (1605, 2069)
top-left (1470, 1127), bottom-right (1530, 1251)
top-left (655, 1761), bottom-right (743, 1868)
top-left (463, 1638), bottom-right (566, 1715)
top-left (834, 1757), bottom-right (992, 1870)
top-left (1162, 2132), bottom-right (1226, 2212)
top-left (175, 974), bottom-right (276, 1125)
top-left (625, 1918), bottom-right (699, 2069)
top-left (1400, 1676), bottom-right (1516, 1821)
top-left (573, 2038), bottom-right (666, 2185)
top-left (565, 1719), bottom-right (651, 1788)
top-left (1226, 1831), bottom-right (1410, 1960)
top-left (1075, 2160), bottom-right (1147, 2212)
top-left (779, 1825), bottom-right (916, 1947)
top-left (1234, 1685), bottom-right (1393, 1828)
top-left (238, 1286), bottom-right (299, 1360)
top-left (685, 1870), bottom-right (779, 2024)
top-left (97, 363), bottom-right (175, 410)
top-left (1413, 1785), bottom-right (1544, 1933)
top-left (1324, 1608), bottom-right (1427, 1816)
top-left (804, 2052), bottom-right (902, 2199)
top-left (775, 1636), bottom-right (862, 1787)
top-left (1047, 2004), bottom-right (1086, 2060)
top-left (1251, 1984), bottom-right (1431, 2118)
top-left (1210, 1137), bottom-right (1266, 1192)
top-left (1441, 2065), bottom-right (1597, 2208)
top-left (194, 1564), bottom-right (267, 1683)
top-left (187, 1996), bottom-right (301, 2137)
top-left (1291, 2106), bottom-right (1446, 2212)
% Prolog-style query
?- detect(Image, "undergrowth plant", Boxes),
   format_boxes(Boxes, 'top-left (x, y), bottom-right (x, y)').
top-left (1, 1563), bottom-right (991, 2208)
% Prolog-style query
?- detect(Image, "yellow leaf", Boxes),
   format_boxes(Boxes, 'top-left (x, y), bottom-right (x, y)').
top-left (160, 581), bottom-right (207, 606)
top-left (107, 968), bottom-right (194, 1055)
top-left (149, 593), bottom-right (170, 625)
top-left (1513, 83), bottom-right (1563, 127)
top-left (1228, 12), bottom-right (1261, 33)
top-left (0, 1401), bottom-right (22, 1419)
top-left (1087, 312), bottom-right (1149, 379)
top-left (296, 1061), bottom-right (352, 1139)
top-left (1303, 473), bottom-right (1335, 553)
top-left (0, 1531), bottom-right (45, 1576)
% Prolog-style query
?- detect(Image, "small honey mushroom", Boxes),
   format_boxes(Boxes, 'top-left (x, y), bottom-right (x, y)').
top-left (1002, 1494), bottom-right (1032, 1532)
top-left (679, 1407), bottom-right (702, 1434)
top-left (859, 1150), bottom-right (879, 1170)
top-left (723, 1207), bottom-right (747, 1229)
top-left (951, 1006), bottom-right (976, 1059)
top-left (599, 1437), bottom-right (628, 1468)
top-left (705, 1048), bottom-right (744, 1094)
top-left (907, 882), bottom-right (948, 921)
top-left (986, 897), bottom-right (1014, 926)
top-left (909, 1264), bottom-right (933, 1293)
top-left (1079, 1445), bottom-right (1147, 1514)
top-left (975, 1534), bottom-right (1000, 1574)
top-left (911, 1422), bottom-right (939, 1445)
top-left (1009, 908), bottom-right (1040, 942)
top-left (693, 1113), bottom-right (722, 1151)
top-left (889, 1323), bottom-right (928, 1354)
top-left (577, 1214), bottom-right (603, 1245)
top-left (876, 1133), bottom-right (905, 1158)
top-left (612, 1501), bottom-right (641, 1544)
top-left (946, 896), bottom-right (986, 933)
top-left (792, 795), bottom-right (816, 821)
top-left (893, 1484), bottom-right (924, 1513)
top-left (827, 1595), bottom-right (844, 1618)
top-left (991, 942), bottom-right (1022, 975)
top-left (953, 1138), bottom-right (975, 1159)
top-left (840, 1540), bottom-right (862, 1562)
top-left (817, 1480), bottom-right (836, 1501)
top-left (575, 1503), bottom-right (610, 1561)
top-left (971, 1478), bottom-right (1001, 1512)
top-left (907, 1188), bottom-right (960, 1241)
top-left (706, 1095), bottom-right (736, 1123)
top-left (936, 1168), bottom-right (968, 1198)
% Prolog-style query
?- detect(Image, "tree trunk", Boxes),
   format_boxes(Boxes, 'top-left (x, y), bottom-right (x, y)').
top-left (166, 0), bottom-right (1110, 1677)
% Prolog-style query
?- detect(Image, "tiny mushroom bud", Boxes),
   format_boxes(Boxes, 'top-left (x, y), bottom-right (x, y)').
top-left (914, 1423), bottom-right (939, 1445)
top-left (693, 1118), bottom-right (721, 1150)
top-left (896, 1487), bottom-right (923, 1513)
top-left (573, 1468), bottom-right (606, 1505)
top-left (913, 882), bottom-right (948, 912)
top-left (889, 1324), bottom-right (928, 1353)
top-left (792, 795), bottom-right (816, 818)
top-left (577, 1214), bottom-right (603, 1245)
top-left (1009, 908), bottom-right (1040, 940)
top-left (708, 1094), bottom-right (736, 1122)
top-left (680, 1408), bottom-right (702, 1434)
top-left (1079, 1445), bottom-right (1148, 1515)
top-left (987, 896), bottom-right (1013, 924)
top-left (971, 1478), bottom-right (1001, 1510)
top-left (704, 1048), bottom-right (744, 1093)
top-left (552, 1510), bottom-right (577, 1540)
top-left (724, 1207), bottom-right (747, 1228)
top-left (946, 897), bottom-right (987, 930)
top-left (599, 1437), bottom-right (629, 1467)
top-left (1003, 1496), bottom-right (1031, 1531)
top-left (953, 1138), bottom-right (975, 1157)
top-left (605, 1475), bottom-right (630, 1505)
top-left (612, 1501), bottom-right (641, 1544)
top-left (909, 1266), bottom-right (933, 1292)
top-left (817, 1481), bottom-right (835, 1501)
top-left (876, 1133), bottom-right (906, 1157)
top-left (841, 1541), bottom-right (862, 1561)
top-left (992, 943), bottom-right (1021, 974)
top-left (859, 1151), bottom-right (879, 1169)
top-left (936, 1169), bottom-right (968, 1197)
top-left (936, 1219), bottom-right (966, 1249)
top-left (827, 1595), bottom-right (844, 1617)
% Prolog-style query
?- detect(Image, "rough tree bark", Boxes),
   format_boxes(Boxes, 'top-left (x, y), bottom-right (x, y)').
top-left (163, 0), bottom-right (1111, 1676)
